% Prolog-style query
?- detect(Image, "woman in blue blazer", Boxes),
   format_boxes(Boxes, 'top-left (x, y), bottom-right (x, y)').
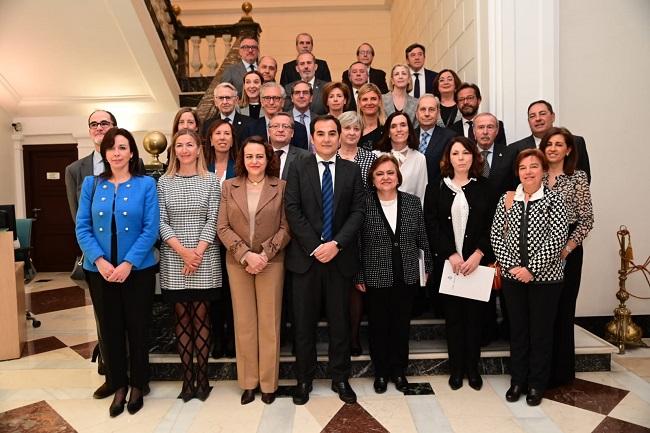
top-left (76, 128), bottom-right (159, 417)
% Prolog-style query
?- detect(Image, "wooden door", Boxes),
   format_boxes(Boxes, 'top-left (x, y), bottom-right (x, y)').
top-left (23, 144), bottom-right (79, 271)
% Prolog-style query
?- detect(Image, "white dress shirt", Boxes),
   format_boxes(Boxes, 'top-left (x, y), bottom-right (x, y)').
top-left (409, 67), bottom-right (426, 98)
top-left (92, 150), bottom-right (104, 176)
top-left (276, 143), bottom-right (290, 176)
top-left (315, 153), bottom-right (337, 188)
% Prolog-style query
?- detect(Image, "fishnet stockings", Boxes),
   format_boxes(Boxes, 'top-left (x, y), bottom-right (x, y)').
top-left (174, 302), bottom-right (212, 397)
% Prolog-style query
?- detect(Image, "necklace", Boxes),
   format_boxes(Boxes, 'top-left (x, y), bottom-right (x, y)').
top-left (247, 176), bottom-right (265, 185)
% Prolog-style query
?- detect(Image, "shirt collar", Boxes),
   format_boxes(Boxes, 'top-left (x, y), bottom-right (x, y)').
top-left (316, 153), bottom-right (337, 164)
top-left (514, 183), bottom-right (545, 201)
top-left (93, 150), bottom-right (103, 165)
top-left (421, 126), bottom-right (435, 135)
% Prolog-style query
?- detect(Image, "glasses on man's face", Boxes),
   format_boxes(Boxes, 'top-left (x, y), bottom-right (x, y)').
top-left (240, 45), bottom-right (259, 51)
top-left (269, 124), bottom-right (293, 130)
top-left (216, 96), bottom-right (235, 101)
top-left (457, 95), bottom-right (477, 104)
top-left (358, 50), bottom-right (372, 56)
top-left (293, 90), bottom-right (311, 96)
top-left (89, 121), bottom-right (113, 130)
top-left (261, 96), bottom-right (283, 102)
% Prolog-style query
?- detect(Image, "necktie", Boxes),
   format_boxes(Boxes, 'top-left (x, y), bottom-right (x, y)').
top-left (321, 161), bottom-right (334, 242)
top-left (467, 120), bottom-right (475, 142)
top-left (481, 150), bottom-right (491, 177)
top-left (224, 117), bottom-right (232, 123)
top-left (298, 113), bottom-right (306, 125)
top-left (413, 72), bottom-right (421, 98)
top-left (274, 149), bottom-right (284, 172)
top-left (249, 64), bottom-right (256, 72)
top-left (419, 131), bottom-right (430, 153)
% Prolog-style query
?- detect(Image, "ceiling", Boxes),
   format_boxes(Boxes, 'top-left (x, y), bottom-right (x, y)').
top-left (0, 0), bottom-right (179, 118)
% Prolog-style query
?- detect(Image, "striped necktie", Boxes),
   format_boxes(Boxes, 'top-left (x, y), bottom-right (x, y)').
top-left (321, 161), bottom-right (334, 241)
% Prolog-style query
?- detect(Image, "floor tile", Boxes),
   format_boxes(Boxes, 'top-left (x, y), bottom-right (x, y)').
top-left (0, 400), bottom-right (77, 433)
top-left (69, 341), bottom-right (98, 360)
top-left (592, 416), bottom-right (650, 433)
top-left (22, 336), bottom-right (67, 357)
top-left (27, 286), bottom-right (90, 315)
top-left (541, 399), bottom-right (605, 433)
top-left (544, 378), bottom-right (629, 415)
top-left (322, 402), bottom-right (389, 432)
top-left (608, 392), bottom-right (650, 428)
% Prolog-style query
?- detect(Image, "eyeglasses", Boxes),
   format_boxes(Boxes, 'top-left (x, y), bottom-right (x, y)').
top-left (269, 124), bottom-right (293, 130)
top-left (88, 121), bottom-right (113, 129)
top-left (292, 90), bottom-right (311, 96)
top-left (457, 95), bottom-right (477, 103)
top-left (358, 50), bottom-right (373, 56)
top-left (261, 96), bottom-right (283, 102)
top-left (216, 96), bottom-right (236, 101)
top-left (240, 45), bottom-right (259, 51)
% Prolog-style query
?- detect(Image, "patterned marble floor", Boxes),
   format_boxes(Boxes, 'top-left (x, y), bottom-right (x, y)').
top-left (1, 272), bottom-right (649, 433)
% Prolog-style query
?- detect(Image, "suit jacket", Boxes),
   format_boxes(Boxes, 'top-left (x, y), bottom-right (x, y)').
top-left (485, 141), bottom-right (518, 200)
top-left (284, 156), bottom-right (366, 276)
top-left (357, 191), bottom-right (432, 288)
top-left (280, 58), bottom-right (332, 86)
top-left (217, 176), bottom-right (290, 263)
top-left (221, 61), bottom-right (250, 95)
top-left (424, 176), bottom-right (495, 264)
top-left (451, 118), bottom-right (507, 147)
top-left (416, 126), bottom-right (456, 182)
top-left (509, 134), bottom-right (591, 183)
top-left (383, 93), bottom-right (418, 126)
top-left (342, 67), bottom-right (389, 94)
top-left (242, 117), bottom-right (309, 150)
top-left (201, 112), bottom-right (251, 150)
top-left (410, 68), bottom-right (438, 96)
top-left (284, 79), bottom-right (329, 115)
top-left (281, 145), bottom-right (311, 180)
top-left (239, 104), bottom-right (265, 119)
top-left (65, 153), bottom-right (145, 221)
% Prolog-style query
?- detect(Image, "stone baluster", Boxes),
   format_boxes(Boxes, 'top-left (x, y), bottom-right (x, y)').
top-left (190, 36), bottom-right (202, 77)
top-left (223, 34), bottom-right (232, 52)
top-left (205, 35), bottom-right (218, 76)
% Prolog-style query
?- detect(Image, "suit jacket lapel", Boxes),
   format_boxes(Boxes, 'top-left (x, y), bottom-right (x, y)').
top-left (230, 178), bottom-right (250, 223)
top-left (490, 142), bottom-right (507, 170)
top-left (256, 177), bottom-right (279, 214)
top-left (333, 158), bottom-right (345, 215)
top-left (81, 153), bottom-right (94, 177)
top-left (307, 157), bottom-right (322, 209)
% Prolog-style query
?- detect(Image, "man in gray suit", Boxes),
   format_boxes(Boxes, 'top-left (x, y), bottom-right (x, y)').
top-left (221, 35), bottom-right (259, 94)
top-left (268, 112), bottom-right (310, 180)
top-left (65, 110), bottom-right (116, 221)
top-left (284, 52), bottom-right (329, 115)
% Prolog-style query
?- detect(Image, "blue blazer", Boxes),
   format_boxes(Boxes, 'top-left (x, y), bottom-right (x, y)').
top-left (76, 175), bottom-right (160, 272)
top-left (207, 159), bottom-right (236, 180)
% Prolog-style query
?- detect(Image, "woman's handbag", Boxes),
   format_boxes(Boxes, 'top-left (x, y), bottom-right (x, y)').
top-left (70, 254), bottom-right (88, 290)
top-left (489, 262), bottom-right (502, 290)
top-left (70, 176), bottom-right (99, 290)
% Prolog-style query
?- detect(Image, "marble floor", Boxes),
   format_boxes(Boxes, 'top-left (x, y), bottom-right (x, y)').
top-left (1, 272), bottom-right (649, 433)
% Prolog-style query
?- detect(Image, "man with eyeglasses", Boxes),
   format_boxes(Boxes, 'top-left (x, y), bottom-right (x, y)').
top-left (221, 35), bottom-right (259, 94)
top-left (280, 33), bottom-right (332, 86)
top-left (510, 100), bottom-right (590, 181)
top-left (201, 82), bottom-right (251, 150)
top-left (284, 53), bottom-right (329, 116)
top-left (450, 83), bottom-right (507, 146)
top-left (242, 82), bottom-right (308, 150)
top-left (342, 42), bottom-right (388, 95)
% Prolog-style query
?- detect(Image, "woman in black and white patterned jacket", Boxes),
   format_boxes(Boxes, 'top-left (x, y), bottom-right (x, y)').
top-left (356, 154), bottom-right (433, 394)
top-left (490, 148), bottom-right (568, 407)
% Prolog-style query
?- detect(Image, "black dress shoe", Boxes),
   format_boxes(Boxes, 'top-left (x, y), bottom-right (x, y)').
top-left (241, 389), bottom-right (256, 405)
top-left (526, 388), bottom-right (543, 406)
top-left (391, 375), bottom-right (409, 392)
top-left (350, 344), bottom-right (362, 357)
top-left (109, 388), bottom-right (127, 417)
top-left (93, 382), bottom-right (115, 399)
top-left (261, 392), bottom-right (276, 404)
top-left (448, 375), bottom-right (463, 390)
top-left (373, 377), bottom-right (388, 394)
top-left (468, 373), bottom-right (483, 391)
top-left (331, 381), bottom-right (357, 404)
top-left (506, 384), bottom-right (525, 402)
top-left (211, 342), bottom-right (225, 359)
top-left (127, 396), bottom-right (143, 415)
top-left (143, 383), bottom-right (151, 396)
top-left (178, 384), bottom-right (195, 403)
top-left (196, 386), bottom-right (213, 402)
top-left (293, 382), bottom-right (312, 405)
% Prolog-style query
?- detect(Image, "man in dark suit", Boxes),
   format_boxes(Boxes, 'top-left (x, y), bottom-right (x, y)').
top-left (451, 83), bottom-right (507, 147)
top-left (284, 53), bottom-right (329, 115)
top-left (344, 61), bottom-right (369, 112)
top-left (285, 114), bottom-right (366, 405)
top-left (280, 33), bottom-right (332, 86)
top-left (510, 100), bottom-right (591, 182)
top-left (201, 82), bottom-right (251, 151)
top-left (268, 112), bottom-right (310, 179)
top-left (258, 55), bottom-right (278, 83)
top-left (405, 43), bottom-right (437, 98)
top-left (242, 82), bottom-right (309, 150)
top-left (415, 94), bottom-right (455, 182)
top-left (285, 81), bottom-right (317, 151)
top-left (221, 36), bottom-right (259, 95)
top-left (342, 42), bottom-right (389, 94)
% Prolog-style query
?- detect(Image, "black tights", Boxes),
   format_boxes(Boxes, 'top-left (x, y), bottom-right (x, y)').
top-left (175, 302), bottom-right (211, 394)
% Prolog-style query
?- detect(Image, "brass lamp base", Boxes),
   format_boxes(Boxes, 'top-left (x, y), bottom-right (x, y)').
top-left (605, 306), bottom-right (647, 354)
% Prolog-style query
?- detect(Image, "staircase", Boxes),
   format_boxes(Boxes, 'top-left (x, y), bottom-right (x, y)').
top-left (147, 301), bottom-right (616, 380)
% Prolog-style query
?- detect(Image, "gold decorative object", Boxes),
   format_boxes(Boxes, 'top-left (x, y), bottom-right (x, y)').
top-left (172, 4), bottom-right (181, 16)
top-left (142, 131), bottom-right (167, 174)
top-left (241, 2), bottom-right (253, 20)
top-left (605, 226), bottom-right (648, 353)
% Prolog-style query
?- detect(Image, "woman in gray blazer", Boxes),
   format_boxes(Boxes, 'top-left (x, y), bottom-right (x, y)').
top-left (382, 64), bottom-right (418, 128)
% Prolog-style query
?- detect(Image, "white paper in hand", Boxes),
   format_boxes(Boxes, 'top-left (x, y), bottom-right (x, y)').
top-left (438, 260), bottom-right (495, 302)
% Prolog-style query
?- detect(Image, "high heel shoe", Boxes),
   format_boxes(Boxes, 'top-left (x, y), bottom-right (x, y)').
top-left (177, 383), bottom-right (195, 403)
top-left (109, 387), bottom-right (127, 417)
top-left (241, 389), bottom-right (256, 405)
top-left (127, 387), bottom-right (144, 415)
top-left (196, 385), bottom-right (213, 402)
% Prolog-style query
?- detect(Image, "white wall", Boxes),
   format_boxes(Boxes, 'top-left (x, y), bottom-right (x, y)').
top-left (0, 107), bottom-right (16, 204)
top-left (559, 0), bottom-right (650, 316)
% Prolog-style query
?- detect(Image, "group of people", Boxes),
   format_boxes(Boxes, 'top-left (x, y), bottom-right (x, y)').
top-left (65, 32), bottom-right (594, 417)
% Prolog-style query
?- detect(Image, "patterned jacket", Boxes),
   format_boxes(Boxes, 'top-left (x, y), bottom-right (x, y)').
top-left (490, 185), bottom-right (568, 283)
top-left (357, 191), bottom-right (433, 288)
